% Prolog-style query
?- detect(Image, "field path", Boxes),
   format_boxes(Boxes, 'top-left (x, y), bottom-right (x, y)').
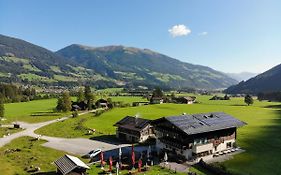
top-left (0, 117), bottom-right (68, 147)
top-left (0, 109), bottom-right (129, 155)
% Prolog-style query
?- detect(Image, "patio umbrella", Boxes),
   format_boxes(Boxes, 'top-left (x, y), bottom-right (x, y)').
top-left (100, 151), bottom-right (104, 169)
top-left (109, 156), bottom-right (113, 172)
top-left (138, 159), bottom-right (142, 172)
top-left (147, 145), bottom-right (151, 160)
top-left (131, 144), bottom-right (135, 168)
top-left (164, 152), bottom-right (168, 164)
top-left (119, 147), bottom-right (122, 163)
top-left (116, 162), bottom-right (120, 175)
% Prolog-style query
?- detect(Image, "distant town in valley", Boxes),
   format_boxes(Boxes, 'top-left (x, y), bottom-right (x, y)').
top-left (0, 1), bottom-right (281, 175)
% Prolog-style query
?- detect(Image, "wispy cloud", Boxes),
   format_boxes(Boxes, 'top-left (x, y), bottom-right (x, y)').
top-left (198, 31), bottom-right (208, 36)
top-left (168, 24), bottom-right (191, 37)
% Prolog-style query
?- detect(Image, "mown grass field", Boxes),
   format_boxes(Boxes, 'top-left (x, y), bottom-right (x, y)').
top-left (3, 98), bottom-right (69, 124)
top-left (36, 95), bottom-right (281, 175)
top-left (0, 137), bottom-right (188, 175)
top-left (0, 136), bottom-right (67, 175)
top-left (0, 127), bottom-right (23, 138)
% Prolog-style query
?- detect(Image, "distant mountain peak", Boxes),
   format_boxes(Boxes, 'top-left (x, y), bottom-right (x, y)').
top-left (226, 72), bottom-right (259, 81)
top-left (225, 64), bottom-right (281, 94)
top-left (0, 34), bottom-right (237, 89)
top-left (57, 44), bottom-right (237, 89)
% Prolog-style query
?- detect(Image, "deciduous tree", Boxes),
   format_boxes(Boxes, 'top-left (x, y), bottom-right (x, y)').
top-left (56, 91), bottom-right (72, 112)
top-left (244, 94), bottom-right (254, 106)
top-left (77, 88), bottom-right (85, 102)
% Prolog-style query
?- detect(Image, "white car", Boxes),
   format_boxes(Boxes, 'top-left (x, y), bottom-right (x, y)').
top-left (86, 149), bottom-right (102, 158)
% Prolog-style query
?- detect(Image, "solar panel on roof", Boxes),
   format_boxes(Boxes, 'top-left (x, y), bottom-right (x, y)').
top-left (165, 112), bottom-right (246, 135)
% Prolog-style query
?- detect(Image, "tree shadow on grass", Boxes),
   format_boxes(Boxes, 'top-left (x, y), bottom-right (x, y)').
top-left (219, 106), bottom-right (281, 175)
top-left (264, 104), bottom-right (281, 109)
top-left (30, 112), bottom-right (60, 117)
top-left (31, 171), bottom-right (56, 175)
top-left (90, 134), bottom-right (128, 145)
top-left (231, 104), bottom-right (247, 107)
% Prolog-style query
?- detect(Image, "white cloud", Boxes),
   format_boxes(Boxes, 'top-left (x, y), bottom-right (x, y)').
top-left (198, 32), bottom-right (208, 36)
top-left (168, 24), bottom-right (191, 37)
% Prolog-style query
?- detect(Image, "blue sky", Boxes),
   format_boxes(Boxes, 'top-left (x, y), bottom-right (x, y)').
top-left (0, 0), bottom-right (280, 73)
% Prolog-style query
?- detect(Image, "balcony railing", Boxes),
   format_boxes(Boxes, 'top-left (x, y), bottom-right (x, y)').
top-left (192, 142), bottom-right (213, 153)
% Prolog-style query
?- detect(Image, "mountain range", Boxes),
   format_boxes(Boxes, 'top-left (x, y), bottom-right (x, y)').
top-left (225, 72), bottom-right (258, 82)
top-left (0, 34), bottom-right (238, 89)
top-left (225, 64), bottom-right (281, 94)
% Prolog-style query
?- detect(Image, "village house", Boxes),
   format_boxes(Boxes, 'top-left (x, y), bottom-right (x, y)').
top-left (132, 101), bottom-right (149, 107)
top-left (95, 99), bottom-right (109, 108)
top-left (54, 154), bottom-right (89, 175)
top-left (152, 112), bottom-right (246, 162)
top-left (114, 116), bottom-right (154, 143)
top-left (174, 96), bottom-right (196, 104)
top-left (150, 97), bottom-right (164, 104)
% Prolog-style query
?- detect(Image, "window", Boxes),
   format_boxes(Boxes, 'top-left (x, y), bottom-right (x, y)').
top-left (227, 142), bottom-right (232, 148)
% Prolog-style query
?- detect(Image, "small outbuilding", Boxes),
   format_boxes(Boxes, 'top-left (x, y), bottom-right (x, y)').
top-left (150, 97), bottom-right (164, 104)
top-left (95, 99), bottom-right (109, 108)
top-left (54, 154), bottom-right (90, 175)
top-left (174, 96), bottom-right (196, 104)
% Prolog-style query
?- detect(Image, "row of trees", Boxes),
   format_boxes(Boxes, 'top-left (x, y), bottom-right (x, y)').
top-left (0, 83), bottom-right (37, 103)
top-left (257, 92), bottom-right (281, 102)
top-left (56, 86), bottom-right (96, 112)
top-left (0, 98), bottom-right (4, 118)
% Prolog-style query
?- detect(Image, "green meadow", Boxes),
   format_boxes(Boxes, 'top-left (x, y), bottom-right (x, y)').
top-left (3, 98), bottom-right (69, 124)
top-left (0, 137), bottom-right (188, 175)
top-left (1, 95), bottom-right (281, 174)
top-left (0, 127), bottom-right (23, 137)
top-left (0, 136), bottom-right (72, 175)
top-left (36, 95), bottom-right (281, 175)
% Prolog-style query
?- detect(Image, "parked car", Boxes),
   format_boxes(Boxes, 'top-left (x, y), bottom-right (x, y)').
top-left (85, 149), bottom-right (102, 158)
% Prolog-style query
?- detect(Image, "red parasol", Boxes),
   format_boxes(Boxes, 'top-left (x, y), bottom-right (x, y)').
top-left (131, 144), bottom-right (135, 167)
top-left (100, 151), bottom-right (104, 166)
top-left (138, 159), bottom-right (142, 172)
top-left (109, 156), bottom-right (113, 172)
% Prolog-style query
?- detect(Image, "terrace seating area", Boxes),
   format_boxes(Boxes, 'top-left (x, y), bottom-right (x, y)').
top-left (213, 147), bottom-right (241, 157)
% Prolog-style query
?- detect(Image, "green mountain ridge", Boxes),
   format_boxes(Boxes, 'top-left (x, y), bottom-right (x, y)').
top-left (57, 44), bottom-right (237, 89)
top-left (0, 34), bottom-right (237, 89)
top-left (225, 64), bottom-right (281, 94)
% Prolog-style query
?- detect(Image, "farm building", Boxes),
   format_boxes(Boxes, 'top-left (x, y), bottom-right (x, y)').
top-left (95, 99), bottom-right (109, 108)
top-left (54, 154), bottom-right (89, 175)
top-left (174, 96), bottom-right (196, 104)
top-left (132, 101), bottom-right (149, 106)
top-left (150, 97), bottom-right (164, 104)
top-left (114, 116), bottom-right (154, 143)
top-left (152, 112), bottom-right (246, 162)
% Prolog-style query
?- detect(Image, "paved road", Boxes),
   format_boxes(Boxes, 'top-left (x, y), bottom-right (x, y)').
top-left (0, 110), bottom-right (127, 156)
top-left (42, 137), bottom-right (128, 156)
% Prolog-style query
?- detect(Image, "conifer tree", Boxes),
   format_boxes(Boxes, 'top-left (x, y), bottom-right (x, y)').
top-left (0, 97), bottom-right (4, 118)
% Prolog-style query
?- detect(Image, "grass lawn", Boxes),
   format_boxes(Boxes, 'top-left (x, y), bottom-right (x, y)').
top-left (111, 96), bottom-right (148, 104)
top-left (0, 136), bottom-right (67, 175)
top-left (87, 164), bottom-right (187, 175)
top-left (3, 99), bottom-right (69, 124)
top-left (36, 95), bottom-right (281, 175)
top-left (0, 136), bottom-right (190, 175)
top-left (0, 127), bottom-right (23, 137)
top-left (35, 114), bottom-right (93, 138)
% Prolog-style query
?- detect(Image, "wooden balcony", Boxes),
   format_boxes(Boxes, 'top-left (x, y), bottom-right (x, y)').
top-left (192, 142), bottom-right (213, 153)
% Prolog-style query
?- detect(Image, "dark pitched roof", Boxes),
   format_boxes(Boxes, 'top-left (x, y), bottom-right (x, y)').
top-left (54, 154), bottom-right (89, 175)
top-left (114, 116), bottom-right (151, 131)
top-left (162, 112), bottom-right (246, 135)
top-left (182, 96), bottom-right (196, 101)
